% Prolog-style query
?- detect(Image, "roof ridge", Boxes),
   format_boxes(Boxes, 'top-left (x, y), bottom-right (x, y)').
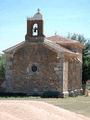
top-left (3, 41), bottom-right (25, 53)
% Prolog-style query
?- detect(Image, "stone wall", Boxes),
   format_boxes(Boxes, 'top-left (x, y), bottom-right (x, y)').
top-left (5, 54), bottom-right (13, 92)
top-left (5, 42), bottom-right (64, 94)
top-left (5, 41), bottom-right (82, 96)
top-left (68, 61), bottom-right (82, 91)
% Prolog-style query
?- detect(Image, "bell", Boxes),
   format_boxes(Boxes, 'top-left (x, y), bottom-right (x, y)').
top-left (34, 27), bottom-right (37, 32)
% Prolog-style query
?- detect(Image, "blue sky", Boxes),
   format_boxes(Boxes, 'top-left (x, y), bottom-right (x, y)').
top-left (0, 0), bottom-right (90, 53)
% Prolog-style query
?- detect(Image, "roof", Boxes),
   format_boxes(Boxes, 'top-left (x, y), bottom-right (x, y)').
top-left (47, 35), bottom-right (84, 48)
top-left (3, 38), bottom-right (76, 55)
top-left (44, 39), bottom-right (80, 61)
top-left (44, 39), bottom-right (76, 55)
top-left (3, 41), bottom-right (25, 53)
top-left (3, 38), bottom-right (81, 62)
top-left (27, 10), bottom-right (43, 21)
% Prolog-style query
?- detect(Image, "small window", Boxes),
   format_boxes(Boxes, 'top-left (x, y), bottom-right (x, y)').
top-left (31, 65), bottom-right (37, 72)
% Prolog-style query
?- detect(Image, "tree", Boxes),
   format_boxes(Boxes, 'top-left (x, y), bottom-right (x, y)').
top-left (82, 43), bottom-right (90, 83)
top-left (67, 33), bottom-right (90, 84)
top-left (0, 54), bottom-right (5, 79)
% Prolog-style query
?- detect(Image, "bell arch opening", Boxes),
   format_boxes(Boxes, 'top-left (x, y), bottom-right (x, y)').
top-left (32, 23), bottom-right (38, 36)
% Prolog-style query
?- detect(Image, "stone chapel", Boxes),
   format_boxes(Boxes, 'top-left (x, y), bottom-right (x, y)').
top-left (3, 10), bottom-right (84, 97)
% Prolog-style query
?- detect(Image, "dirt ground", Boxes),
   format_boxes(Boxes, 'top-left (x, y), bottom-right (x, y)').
top-left (0, 100), bottom-right (89, 120)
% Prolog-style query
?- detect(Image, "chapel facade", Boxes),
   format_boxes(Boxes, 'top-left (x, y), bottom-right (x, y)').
top-left (2, 10), bottom-right (84, 97)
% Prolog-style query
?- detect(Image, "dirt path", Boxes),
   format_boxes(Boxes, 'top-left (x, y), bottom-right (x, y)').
top-left (0, 100), bottom-right (89, 120)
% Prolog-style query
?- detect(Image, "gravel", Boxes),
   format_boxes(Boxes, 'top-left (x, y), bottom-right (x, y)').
top-left (0, 100), bottom-right (89, 120)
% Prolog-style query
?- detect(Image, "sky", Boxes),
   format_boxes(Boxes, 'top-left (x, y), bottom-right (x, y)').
top-left (0, 0), bottom-right (90, 53)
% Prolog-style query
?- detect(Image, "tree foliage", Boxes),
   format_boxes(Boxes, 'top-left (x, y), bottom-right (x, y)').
top-left (0, 54), bottom-right (5, 79)
top-left (68, 33), bottom-right (90, 84)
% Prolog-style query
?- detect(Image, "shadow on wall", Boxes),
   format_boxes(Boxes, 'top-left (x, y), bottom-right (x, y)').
top-left (0, 79), bottom-right (5, 92)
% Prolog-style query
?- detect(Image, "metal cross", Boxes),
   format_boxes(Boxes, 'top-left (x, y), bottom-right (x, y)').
top-left (37, 8), bottom-right (40, 13)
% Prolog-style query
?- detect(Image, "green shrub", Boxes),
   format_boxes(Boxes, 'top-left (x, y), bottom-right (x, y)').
top-left (0, 64), bottom-right (5, 79)
top-left (0, 54), bottom-right (5, 79)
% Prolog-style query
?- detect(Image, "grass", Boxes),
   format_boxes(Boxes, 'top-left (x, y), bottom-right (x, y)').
top-left (0, 96), bottom-right (90, 118)
top-left (42, 96), bottom-right (90, 118)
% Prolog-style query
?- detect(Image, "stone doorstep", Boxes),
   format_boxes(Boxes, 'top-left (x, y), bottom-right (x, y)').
top-left (62, 91), bottom-right (69, 98)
